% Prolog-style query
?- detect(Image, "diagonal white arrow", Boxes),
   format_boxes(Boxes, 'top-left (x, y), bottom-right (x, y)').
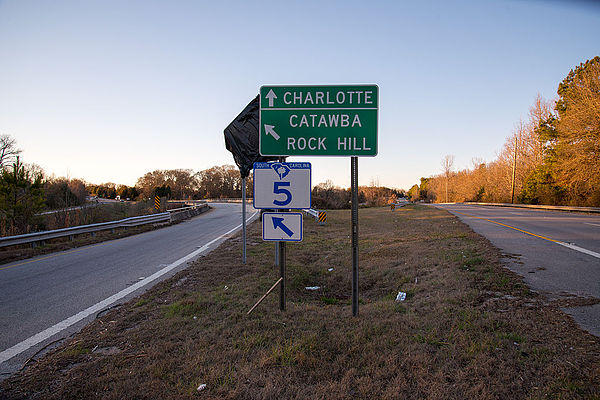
top-left (266, 89), bottom-right (277, 107)
top-left (264, 124), bottom-right (280, 140)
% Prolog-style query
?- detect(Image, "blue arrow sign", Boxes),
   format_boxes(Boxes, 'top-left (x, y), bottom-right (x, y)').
top-left (272, 217), bottom-right (294, 237)
top-left (262, 212), bottom-right (303, 242)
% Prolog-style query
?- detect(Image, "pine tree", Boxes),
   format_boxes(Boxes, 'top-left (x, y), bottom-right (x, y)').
top-left (0, 157), bottom-right (45, 235)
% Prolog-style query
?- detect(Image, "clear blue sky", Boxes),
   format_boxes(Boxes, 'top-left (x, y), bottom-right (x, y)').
top-left (0, 0), bottom-right (598, 190)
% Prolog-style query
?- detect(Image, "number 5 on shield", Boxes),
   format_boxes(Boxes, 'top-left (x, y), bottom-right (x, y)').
top-left (273, 182), bottom-right (292, 206)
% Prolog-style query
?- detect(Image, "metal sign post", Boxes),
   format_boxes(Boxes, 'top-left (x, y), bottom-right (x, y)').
top-left (279, 241), bottom-right (286, 311)
top-left (251, 84), bottom-right (378, 317)
top-left (351, 156), bottom-right (359, 316)
top-left (242, 176), bottom-right (246, 264)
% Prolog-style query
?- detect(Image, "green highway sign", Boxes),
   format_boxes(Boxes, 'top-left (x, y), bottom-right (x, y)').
top-left (259, 85), bottom-right (378, 156)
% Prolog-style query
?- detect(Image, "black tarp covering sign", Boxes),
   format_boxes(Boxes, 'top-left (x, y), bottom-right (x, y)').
top-left (224, 95), bottom-right (278, 178)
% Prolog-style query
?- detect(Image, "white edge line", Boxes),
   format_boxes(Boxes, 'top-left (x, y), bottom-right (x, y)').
top-left (556, 241), bottom-right (600, 260)
top-left (0, 210), bottom-right (259, 365)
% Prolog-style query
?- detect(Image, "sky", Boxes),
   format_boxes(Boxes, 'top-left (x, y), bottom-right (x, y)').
top-left (0, 0), bottom-right (599, 190)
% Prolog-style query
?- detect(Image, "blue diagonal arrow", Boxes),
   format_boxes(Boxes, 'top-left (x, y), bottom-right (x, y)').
top-left (272, 217), bottom-right (294, 237)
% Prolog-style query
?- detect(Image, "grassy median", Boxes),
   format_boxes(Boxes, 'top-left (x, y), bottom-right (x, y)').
top-left (1, 205), bottom-right (599, 399)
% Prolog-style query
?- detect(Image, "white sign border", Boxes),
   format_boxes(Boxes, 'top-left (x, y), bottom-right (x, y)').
top-left (258, 84), bottom-right (380, 157)
top-left (262, 212), bottom-right (303, 242)
top-left (252, 161), bottom-right (312, 210)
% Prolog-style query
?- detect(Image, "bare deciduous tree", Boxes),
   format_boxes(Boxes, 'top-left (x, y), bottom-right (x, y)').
top-left (525, 94), bottom-right (555, 165)
top-left (0, 135), bottom-right (21, 169)
top-left (441, 154), bottom-right (455, 203)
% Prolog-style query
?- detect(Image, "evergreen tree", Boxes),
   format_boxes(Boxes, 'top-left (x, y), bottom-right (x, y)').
top-left (0, 157), bottom-right (45, 234)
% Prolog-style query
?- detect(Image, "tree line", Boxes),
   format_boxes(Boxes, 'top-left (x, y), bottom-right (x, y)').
top-left (85, 166), bottom-right (252, 201)
top-left (126, 168), bottom-right (403, 209)
top-left (410, 56), bottom-right (600, 206)
top-left (0, 132), bottom-right (405, 236)
top-left (0, 139), bottom-right (259, 235)
top-left (312, 180), bottom-right (404, 209)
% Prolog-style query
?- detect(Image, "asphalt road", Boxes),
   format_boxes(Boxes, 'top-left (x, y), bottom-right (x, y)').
top-left (0, 203), bottom-right (257, 378)
top-left (434, 203), bottom-right (600, 336)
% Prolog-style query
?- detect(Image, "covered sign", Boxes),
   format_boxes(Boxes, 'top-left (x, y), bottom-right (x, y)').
top-left (224, 95), bottom-right (278, 178)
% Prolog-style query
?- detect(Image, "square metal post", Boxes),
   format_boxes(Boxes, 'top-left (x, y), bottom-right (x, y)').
top-left (278, 156), bottom-right (287, 312)
top-left (351, 156), bottom-right (359, 316)
top-left (279, 241), bottom-right (286, 311)
top-left (242, 177), bottom-right (246, 264)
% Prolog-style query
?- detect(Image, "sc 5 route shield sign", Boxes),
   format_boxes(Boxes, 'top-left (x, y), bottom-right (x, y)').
top-left (262, 212), bottom-right (303, 242)
top-left (253, 162), bottom-right (311, 209)
top-left (259, 85), bottom-right (378, 156)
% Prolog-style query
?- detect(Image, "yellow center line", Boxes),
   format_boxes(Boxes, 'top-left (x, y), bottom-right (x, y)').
top-left (452, 210), bottom-right (560, 243)
top-left (0, 241), bottom-right (111, 272)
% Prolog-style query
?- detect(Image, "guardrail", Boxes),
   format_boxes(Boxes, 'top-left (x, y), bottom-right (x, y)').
top-left (168, 204), bottom-right (210, 222)
top-left (303, 208), bottom-right (319, 218)
top-left (38, 203), bottom-right (102, 216)
top-left (0, 204), bottom-right (209, 248)
top-left (463, 202), bottom-right (600, 214)
top-left (302, 208), bottom-right (326, 225)
top-left (168, 199), bottom-right (254, 204)
top-left (203, 198), bottom-right (253, 204)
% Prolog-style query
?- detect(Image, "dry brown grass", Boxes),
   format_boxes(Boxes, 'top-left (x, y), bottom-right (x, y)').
top-left (1, 205), bottom-right (599, 399)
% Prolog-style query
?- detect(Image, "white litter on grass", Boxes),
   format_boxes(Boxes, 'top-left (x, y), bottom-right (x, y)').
top-left (395, 291), bottom-right (407, 302)
top-left (328, 268), bottom-right (334, 272)
top-left (197, 383), bottom-right (207, 392)
top-left (305, 286), bottom-right (321, 291)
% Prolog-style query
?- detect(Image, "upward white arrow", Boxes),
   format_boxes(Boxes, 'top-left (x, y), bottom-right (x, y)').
top-left (266, 89), bottom-right (277, 107)
top-left (264, 124), bottom-right (280, 140)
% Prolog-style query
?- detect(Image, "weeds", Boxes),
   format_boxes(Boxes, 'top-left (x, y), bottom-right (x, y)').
top-left (320, 296), bottom-right (339, 305)
top-left (263, 336), bottom-right (316, 367)
top-left (133, 298), bottom-right (150, 308)
top-left (163, 297), bottom-right (205, 318)
top-left (63, 344), bottom-right (91, 357)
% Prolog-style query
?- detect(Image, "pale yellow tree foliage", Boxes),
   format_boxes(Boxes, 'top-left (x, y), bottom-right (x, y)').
top-left (555, 60), bottom-right (600, 203)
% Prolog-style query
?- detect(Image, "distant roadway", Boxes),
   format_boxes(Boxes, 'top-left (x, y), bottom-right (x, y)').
top-left (434, 203), bottom-right (600, 336)
top-left (0, 203), bottom-right (257, 379)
